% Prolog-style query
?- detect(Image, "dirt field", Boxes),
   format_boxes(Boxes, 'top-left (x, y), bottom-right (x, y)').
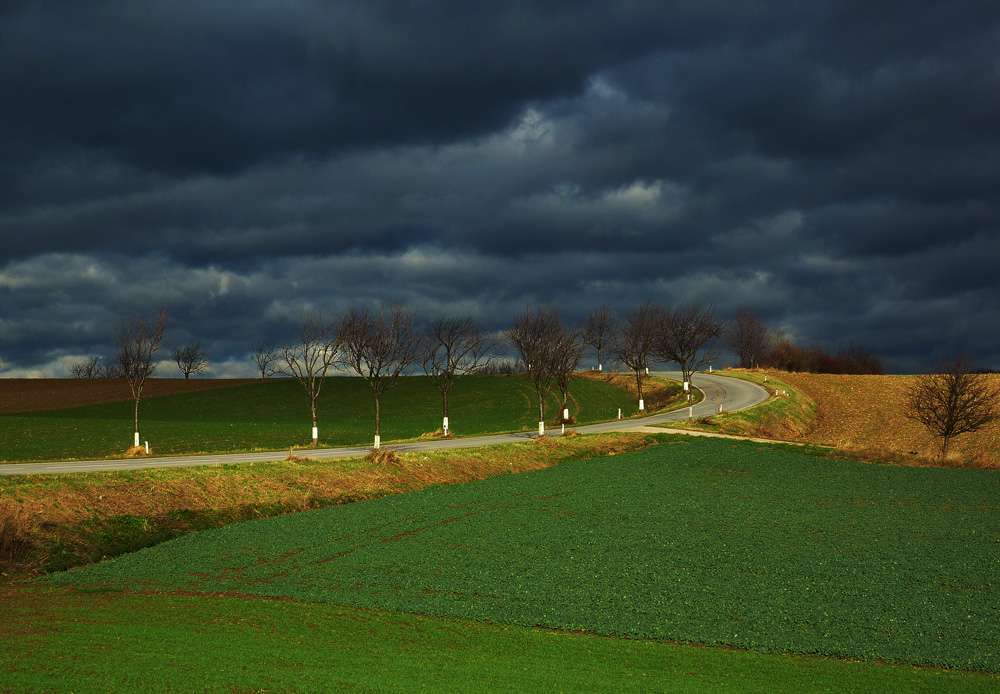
top-left (0, 379), bottom-right (259, 415)
top-left (775, 371), bottom-right (1000, 464)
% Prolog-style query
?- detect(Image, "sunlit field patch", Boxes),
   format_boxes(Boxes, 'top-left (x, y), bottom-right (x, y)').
top-left (777, 372), bottom-right (1000, 465)
top-left (46, 435), bottom-right (1000, 673)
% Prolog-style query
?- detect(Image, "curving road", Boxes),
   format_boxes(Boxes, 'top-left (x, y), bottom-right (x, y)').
top-left (0, 372), bottom-right (769, 476)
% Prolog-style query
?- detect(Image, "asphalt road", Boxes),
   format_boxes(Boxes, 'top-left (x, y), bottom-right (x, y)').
top-left (0, 372), bottom-right (769, 476)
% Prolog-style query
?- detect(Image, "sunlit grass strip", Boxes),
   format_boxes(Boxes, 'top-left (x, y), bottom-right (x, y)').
top-left (1, 588), bottom-right (995, 694)
top-left (45, 436), bottom-right (1000, 672)
top-left (1, 432), bottom-right (655, 575)
top-left (668, 370), bottom-right (817, 440)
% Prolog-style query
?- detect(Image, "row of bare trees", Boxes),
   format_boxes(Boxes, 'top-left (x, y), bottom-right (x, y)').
top-left (273, 306), bottom-right (499, 448)
top-left (73, 341), bottom-right (209, 379)
top-left (270, 301), bottom-right (726, 444)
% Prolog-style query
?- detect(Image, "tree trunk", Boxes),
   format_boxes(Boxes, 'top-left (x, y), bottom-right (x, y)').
top-left (310, 397), bottom-right (318, 446)
top-left (442, 388), bottom-right (450, 420)
top-left (133, 398), bottom-right (140, 445)
top-left (375, 395), bottom-right (381, 440)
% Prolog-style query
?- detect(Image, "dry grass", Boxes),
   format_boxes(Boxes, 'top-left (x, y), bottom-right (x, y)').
top-left (0, 433), bottom-right (656, 576)
top-left (0, 500), bottom-right (37, 568)
top-left (119, 446), bottom-right (151, 459)
top-left (416, 429), bottom-right (454, 440)
top-left (770, 372), bottom-right (1000, 468)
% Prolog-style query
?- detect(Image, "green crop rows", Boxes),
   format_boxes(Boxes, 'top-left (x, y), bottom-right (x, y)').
top-left (45, 436), bottom-right (1000, 672)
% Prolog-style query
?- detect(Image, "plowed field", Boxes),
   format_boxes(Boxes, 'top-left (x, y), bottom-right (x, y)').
top-left (775, 372), bottom-right (1000, 463)
top-left (0, 379), bottom-right (258, 415)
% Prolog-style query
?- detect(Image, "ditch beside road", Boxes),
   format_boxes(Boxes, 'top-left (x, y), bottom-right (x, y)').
top-left (0, 372), bottom-right (770, 476)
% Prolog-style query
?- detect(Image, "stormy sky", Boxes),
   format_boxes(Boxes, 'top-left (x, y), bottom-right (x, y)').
top-left (1, 0), bottom-right (998, 377)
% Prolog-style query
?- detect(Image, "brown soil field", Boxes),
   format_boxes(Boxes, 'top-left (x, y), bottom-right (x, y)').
top-left (775, 372), bottom-right (1000, 465)
top-left (0, 378), bottom-right (260, 415)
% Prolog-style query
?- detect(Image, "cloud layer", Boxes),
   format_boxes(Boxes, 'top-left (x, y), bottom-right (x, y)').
top-left (1, 1), bottom-right (998, 375)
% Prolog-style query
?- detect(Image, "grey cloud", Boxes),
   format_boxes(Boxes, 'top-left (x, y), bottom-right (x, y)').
top-left (1, 1), bottom-right (998, 376)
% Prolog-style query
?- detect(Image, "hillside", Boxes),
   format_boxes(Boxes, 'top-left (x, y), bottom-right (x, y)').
top-left (770, 372), bottom-right (1000, 465)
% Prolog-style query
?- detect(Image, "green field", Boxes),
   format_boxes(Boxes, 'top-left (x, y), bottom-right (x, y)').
top-left (3, 586), bottom-right (992, 693)
top-left (35, 436), bottom-right (1000, 689)
top-left (0, 375), bottom-right (644, 462)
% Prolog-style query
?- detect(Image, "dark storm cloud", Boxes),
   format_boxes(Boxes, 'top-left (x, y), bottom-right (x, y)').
top-left (1, 0), bottom-right (998, 376)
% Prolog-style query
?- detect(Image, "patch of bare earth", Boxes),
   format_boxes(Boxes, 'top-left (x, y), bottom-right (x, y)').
top-left (0, 379), bottom-right (260, 415)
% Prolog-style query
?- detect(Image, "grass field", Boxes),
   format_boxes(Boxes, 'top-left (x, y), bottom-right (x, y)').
top-left (3, 586), bottom-right (994, 693)
top-left (0, 374), bottom-right (651, 463)
top-left (34, 436), bottom-right (1000, 683)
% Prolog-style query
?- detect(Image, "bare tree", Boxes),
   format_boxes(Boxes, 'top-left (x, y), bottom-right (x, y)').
top-left (70, 356), bottom-right (122, 378)
top-left (904, 357), bottom-right (1000, 457)
top-left (654, 304), bottom-right (723, 390)
top-left (249, 340), bottom-right (280, 379)
top-left (581, 305), bottom-right (616, 371)
top-left (609, 300), bottom-right (662, 411)
top-left (504, 305), bottom-right (564, 435)
top-left (340, 305), bottom-right (425, 449)
top-left (553, 325), bottom-right (585, 422)
top-left (171, 342), bottom-right (209, 379)
top-left (725, 306), bottom-right (771, 369)
top-left (278, 314), bottom-right (340, 446)
top-left (70, 356), bottom-right (102, 378)
top-left (115, 310), bottom-right (168, 448)
top-left (423, 317), bottom-right (499, 435)
top-left (835, 341), bottom-right (885, 375)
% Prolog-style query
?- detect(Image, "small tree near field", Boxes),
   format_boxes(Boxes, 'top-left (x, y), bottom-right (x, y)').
top-left (116, 310), bottom-right (168, 448)
top-left (279, 314), bottom-right (340, 447)
top-left (504, 305), bottom-right (566, 435)
top-left (904, 357), bottom-right (1000, 457)
top-left (553, 325), bottom-right (585, 423)
top-left (654, 303), bottom-right (723, 391)
top-left (609, 300), bottom-right (662, 411)
top-left (423, 317), bottom-right (499, 436)
top-left (249, 340), bottom-right (280, 379)
top-left (340, 305), bottom-right (425, 449)
top-left (581, 305), bottom-right (616, 371)
top-left (725, 306), bottom-right (770, 369)
top-left (172, 342), bottom-right (209, 379)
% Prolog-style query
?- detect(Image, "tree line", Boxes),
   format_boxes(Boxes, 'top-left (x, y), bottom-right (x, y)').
top-left (60, 302), bottom-right (1000, 459)
top-left (69, 302), bottom-right (894, 451)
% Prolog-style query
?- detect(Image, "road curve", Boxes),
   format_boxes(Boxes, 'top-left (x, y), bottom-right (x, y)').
top-left (0, 372), bottom-right (770, 476)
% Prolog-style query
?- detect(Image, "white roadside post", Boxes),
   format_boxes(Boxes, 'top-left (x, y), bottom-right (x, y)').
top-left (538, 421), bottom-right (545, 437)
top-left (688, 406), bottom-right (693, 419)
top-left (134, 431), bottom-right (140, 448)
top-left (443, 416), bottom-right (449, 435)
top-left (598, 363), bottom-right (602, 371)
top-left (618, 408), bottom-right (621, 420)
top-left (374, 434), bottom-right (381, 449)
top-left (312, 427), bottom-right (318, 443)
top-left (638, 398), bottom-right (645, 411)
top-left (145, 441), bottom-right (149, 455)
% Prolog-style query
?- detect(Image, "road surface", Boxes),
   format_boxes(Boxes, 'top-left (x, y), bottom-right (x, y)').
top-left (0, 372), bottom-right (769, 476)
